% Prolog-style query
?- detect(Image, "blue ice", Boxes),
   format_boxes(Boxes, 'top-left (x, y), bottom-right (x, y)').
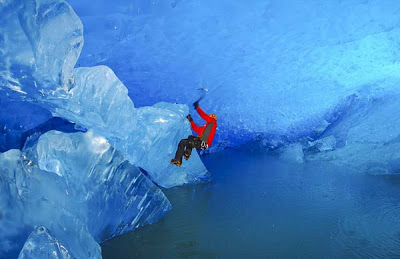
top-left (1, 1), bottom-right (211, 256)
top-left (68, 0), bottom-right (400, 150)
top-left (2, 0), bottom-right (400, 257)
top-left (0, 131), bottom-right (171, 258)
top-left (54, 66), bottom-right (210, 187)
top-left (18, 227), bottom-right (71, 259)
top-left (69, 0), bottom-right (400, 174)
top-left (1, 0), bottom-right (210, 188)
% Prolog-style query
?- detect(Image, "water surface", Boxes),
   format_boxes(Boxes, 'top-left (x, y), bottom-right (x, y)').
top-left (102, 150), bottom-right (400, 258)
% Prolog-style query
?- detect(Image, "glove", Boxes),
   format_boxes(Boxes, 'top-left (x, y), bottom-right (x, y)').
top-left (193, 101), bottom-right (199, 109)
top-left (186, 114), bottom-right (193, 122)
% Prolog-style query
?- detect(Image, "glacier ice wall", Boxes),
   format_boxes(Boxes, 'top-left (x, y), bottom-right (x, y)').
top-left (68, 0), bottom-right (400, 149)
top-left (305, 87), bottom-right (400, 175)
top-left (0, 131), bottom-right (171, 258)
top-left (271, 81), bottom-right (400, 175)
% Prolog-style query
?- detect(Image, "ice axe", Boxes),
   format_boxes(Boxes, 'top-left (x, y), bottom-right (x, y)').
top-left (187, 88), bottom-right (208, 121)
top-left (194, 88), bottom-right (208, 105)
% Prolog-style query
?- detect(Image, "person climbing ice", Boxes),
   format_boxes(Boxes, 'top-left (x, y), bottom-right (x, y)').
top-left (171, 101), bottom-right (217, 166)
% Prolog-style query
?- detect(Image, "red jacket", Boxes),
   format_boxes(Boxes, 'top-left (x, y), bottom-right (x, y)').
top-left (190, 107), bottom-right (217, 146)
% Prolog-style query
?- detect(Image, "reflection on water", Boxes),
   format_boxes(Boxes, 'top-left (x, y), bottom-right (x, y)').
top-left (102, 150), bottom-right (400, 258)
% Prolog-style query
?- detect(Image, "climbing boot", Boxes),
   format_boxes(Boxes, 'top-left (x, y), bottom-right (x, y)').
top-left (170, 159), bottom-right (182, 166)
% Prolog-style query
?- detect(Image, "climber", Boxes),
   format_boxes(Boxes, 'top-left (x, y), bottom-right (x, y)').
top-left (171, 101), bottom-right (217, 166)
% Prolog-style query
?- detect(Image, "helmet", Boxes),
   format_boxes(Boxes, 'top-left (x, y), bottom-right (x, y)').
top-left (209, 114), bottom-right (217, 120)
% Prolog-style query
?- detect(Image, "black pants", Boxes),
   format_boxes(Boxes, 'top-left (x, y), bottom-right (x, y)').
top-left (174, 135), bottom-right (204, 162)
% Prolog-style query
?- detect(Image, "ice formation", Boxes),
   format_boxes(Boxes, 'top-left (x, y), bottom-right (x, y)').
top-left (0, 101), bottom-right (52, 152)
top-left (18, 227), bottom-right (71, 259)
top-left (0, 131), bottom-right (171, 258)
top-left (69, 0), bottom-right (400, 149)
top-left (306, 90), bottom-right (400, 174)
top-left (68, 0), bottom-right (400, 174)
top-left (0, 0), bottom-right (208, 257)
top-left (2, 0), bottom-right (400, 257)
top-left (0, 0), bottom-right (209, 187)
top-left (53, 66), bottom-right (210, 187)
top-left (278, 143), bottom-right (304, 164)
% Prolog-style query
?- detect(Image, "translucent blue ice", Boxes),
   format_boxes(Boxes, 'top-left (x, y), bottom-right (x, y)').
top-left (51, 66), bottom-right (210, 187)
top-left (0, 0), bottom-right (83, 98)
top-left (0, 131), bottom-right (171, 258)
top-left (308, 136), bottom-right (337, 152)
top-left (306, 88), bottom-right (400, 175)
top-left (68, 0), bottom-right (400, 149)
top-left (0, 101), bottom-right (52, 151)
top-left (18, 227), bottom-right (71, 259)
top-left (2, 0), bottom-right (400, 256)
top-left (0, 0), bottom-right (208, 257)
top-left (67, 0), bottom-right (400, 174)
top-left (278, 143), bottom-right (304, 164)
top-left (1, 0), bottom-right (210, 188)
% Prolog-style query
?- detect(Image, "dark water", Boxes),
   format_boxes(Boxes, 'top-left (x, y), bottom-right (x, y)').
top-left (102, 150), bottom-right (400, 258)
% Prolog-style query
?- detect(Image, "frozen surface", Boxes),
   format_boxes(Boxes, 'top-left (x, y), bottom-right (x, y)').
top-left (0, 0), bottom-right (208, 257)
top-left (0, 101), bottom-right (52, 151)
top-left (308, 136), bottom-right (337, 152)
top-left (306, 88), bottom-right (400, 175)
top-left (68, 0), bottom-right (400, 148)
top-left (0, 100), bottom-right (83, 152)
top-left (277, 143), bottom-right (304, 164)
top-left (272, 83), bottom-right (400, 174)
top-left (2, 0), bottom-right (400, 256)
top-left (52, 65), bottom-right (210, 187)
top-left (0, 131), bottom-right (171, 258)
top-left (68, 0), bottom-right (400, 173)
top-left (0, 0), bottom-right (83, 98)
top-left (18, 226), bottom-right (71, 259)
top-left (0, 0), bottom-right (209, 187)
top-left (31, 131), bottom-right (171, 237)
